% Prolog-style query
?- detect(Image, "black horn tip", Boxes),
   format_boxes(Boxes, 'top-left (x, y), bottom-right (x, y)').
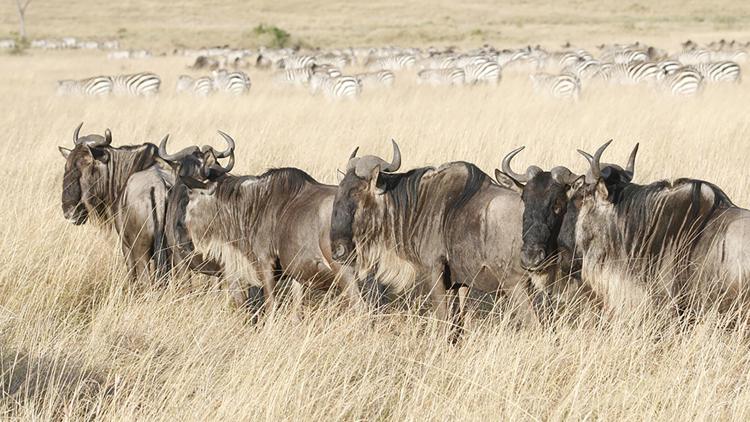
top-left (73, 121), bottom-right (84, 144)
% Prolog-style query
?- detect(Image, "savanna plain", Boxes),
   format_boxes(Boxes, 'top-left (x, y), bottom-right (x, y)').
top-left (3, 1), bottom-right (750, 420)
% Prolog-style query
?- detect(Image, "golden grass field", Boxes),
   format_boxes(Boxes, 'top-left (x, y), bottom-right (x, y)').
top-left (2, 2), bottom-right (750, 418)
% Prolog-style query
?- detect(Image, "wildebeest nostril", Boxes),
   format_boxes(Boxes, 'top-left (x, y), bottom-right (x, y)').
top-left (333, 244), bottom-right (347, 260)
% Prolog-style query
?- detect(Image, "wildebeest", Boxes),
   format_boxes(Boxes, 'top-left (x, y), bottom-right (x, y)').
top-left (495, 141), bottom-right (639, 288)
top-left (159, 132), bottom-right (236, 277)
top-left (573, 143), bottom-right (750, 315)
top-left (59, 122), bottom-right (173, 281)
top-left (179, 164), bottom-right (365, 316)
top-left (330, 141), bottom-right (539, 340)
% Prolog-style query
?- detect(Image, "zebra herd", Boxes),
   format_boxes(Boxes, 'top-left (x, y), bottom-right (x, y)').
top-left (54, 39), bottom-right (746, 99)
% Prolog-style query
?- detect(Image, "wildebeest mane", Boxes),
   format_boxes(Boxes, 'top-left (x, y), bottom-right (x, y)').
top-left (378, 166), bottom-right (433, 218)
top-left (446, 162), bottom-right (488, 218)
top-left (214, 167), bottom-right (318, 202)
top-left (613, 178), bottom-right (735, 263)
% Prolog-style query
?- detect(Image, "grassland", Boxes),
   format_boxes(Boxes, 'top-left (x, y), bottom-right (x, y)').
top-left (2, 0), bottom-right (750, 418)
top-left (1, 0), bottom-right (750, 49)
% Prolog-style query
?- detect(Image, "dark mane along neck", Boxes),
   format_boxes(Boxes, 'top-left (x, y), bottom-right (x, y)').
top-left (104, 143), bottom-right (160, 208)
top-left (214, 167), bottom-right (319, 203)
top-left (613, 178), bottom-right (735, 261)
top-left (378, 161), bottom-right (489, 232)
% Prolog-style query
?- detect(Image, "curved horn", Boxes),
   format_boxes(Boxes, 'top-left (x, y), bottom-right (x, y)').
top-left (73, 122), bottom-right (83, 144)
top-left (349, 146), bottom-right (359, 160)
top-left (203, 153), bottom-right (234, 178)
top-left (501, 146), bottom-right (531, 183)
top-left (577, 139), bottom-right (612, 180)
top-left (215, 130), bottom-right (235, 158)
top-left (158, 134), bottom-right (198, 162)
top-left (104, 129), bottom-right (112, 146)
top-left (383, 139), bottom-right (401, 172)
top-left (625, 143), bottom-right (639, 176)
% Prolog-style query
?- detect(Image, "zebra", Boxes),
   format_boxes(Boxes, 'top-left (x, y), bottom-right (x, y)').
top-left (366, 54), bottom-right (417, 71)
top-left (657, 66), bottom-right (704, 96)
top-left (271, 68), bottom-right (313, 86)
top-left (111, 72), bottom-right (161, 96)
top-left (693, 61), bottom-right (741, 83)
top-left (529, 72), bottom-right (581, 100)
top-left (56, 76), bottom-right (113, 96)
top-left (354, 70), bottom-right (395, 88)
top-left (564, 59), bottom-right (602, 80)
top-left (463, 61), bottom-right (501, 85)
top-left (416, 68), bottom-right (466, 86)
top-left (656, 60), bottom-right (682, 75)
top-left (312, 64), bottom-right (343, 78)
top-left (677, 49), bottom-right (712, 65)
top-left (309, 74), bottom-right (361, 99)
top-left (279, 55), bottom-right (316, 69)
top-left (212, 70), bottom-right (251, 95)
top-left (176, 75), bottom-right (214, 96)
top-left (417, 55), bottom-right (457, 70)
top-left (596, 62), bottom-right (660, 85)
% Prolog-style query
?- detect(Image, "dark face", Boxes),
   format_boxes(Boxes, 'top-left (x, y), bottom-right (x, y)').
top-left (60, 145), bottom-right (110, 225)
top-left (330, 171), bottom-right (372, 262)
top-left (519, 172), bottom-right (570, 271)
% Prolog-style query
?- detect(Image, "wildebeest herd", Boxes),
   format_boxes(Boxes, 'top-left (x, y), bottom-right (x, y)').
top-left (59, 123), bottom-right (750, 340)
top-left (54, 39), bottom-right (747, 100)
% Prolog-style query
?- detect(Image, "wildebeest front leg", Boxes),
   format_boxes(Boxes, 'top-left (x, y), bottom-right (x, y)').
top-left (257, 262), bottom-right (277, 317)
top-left (337, 265), bottom-right (367, 312)
top-left (429, 265), bottom-right (457, 338)
top-left (503, 282), bottom-right (541, 329)
top-left (290, 279), bottom-right (305, 322)
top-left (448, 285), bottom-right (469, 344)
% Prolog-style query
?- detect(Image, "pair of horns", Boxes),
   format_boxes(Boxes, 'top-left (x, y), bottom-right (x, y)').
top-left (73, 122), bottom-right (112, 147)
top-left (159, 131), bottom-right (236, 175)
top-left (577, 140), bottom-right (638, 182)
top-left (348, 139), bottom-right (402, 178)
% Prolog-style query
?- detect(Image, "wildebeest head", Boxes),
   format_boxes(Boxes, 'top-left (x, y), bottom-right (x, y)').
top-left (157, 130), bottom-right (235, 181)
top-left (495, 146), bottom-right (584, 272)
top-left (330, 140), bottom-right (401, 262)
top-left (58, 122), bottom-right (114, 225)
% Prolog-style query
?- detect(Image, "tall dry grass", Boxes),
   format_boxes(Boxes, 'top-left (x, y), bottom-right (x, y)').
top-left (1, 50), bottom-right (750, 420)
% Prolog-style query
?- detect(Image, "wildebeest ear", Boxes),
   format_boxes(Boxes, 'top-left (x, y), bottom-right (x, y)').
top-left (494, 169), bottom-right (523, 192)
top-left (595, 178), bottom-right (610, 203)
top-left (567, 175), bottom-right (585, 199)
top-left (58, 146), bottom-right (72, 159)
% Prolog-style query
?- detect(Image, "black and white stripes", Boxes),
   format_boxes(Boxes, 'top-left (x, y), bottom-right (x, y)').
top-left (111, 72), bottom-right (161, 96)
top-left (56, 76), bottom-right (114, 96)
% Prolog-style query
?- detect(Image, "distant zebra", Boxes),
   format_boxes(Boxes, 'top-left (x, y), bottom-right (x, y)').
top-left (272, 68), bottom-right (313, 86)
top-left (355, 70), bottom-right (395, 88)
top-left (176, 75), bottom-right (214, 96)
top-left (367, 54), bottom-right (417, 71)
top-left (693, 61), bottom-right (741, 83)
top-left (658, 66), bottom-right (704, 96)
top-left (279, 55), bottom-right (316, 69)
top-left (417, 55), bottom-right (457, 70)
top-left (212, 70), bottom-right (251, 95)
top-left (56, 76), bottom-right (113, 96)
top-left (530, 72), bottom-right (581, 100)
top-left (416, 68), bottom-right (466, 86)
top-left (656, 60), bottom-right (682, 75)
top-left (309, 74), bottom-right (361, 99)
top-left (111, 72), bottom-right (161, 96)
top-left (677, 49), bottom-right (712, 65)
top-left (564, 59), bottom-right (602, 80)
top-left (463, 61), bottom-right (501, 85)
top-left (596, 62), bottom-right (660, 84)
top-left (312, 64), bottom-right (343, 78)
